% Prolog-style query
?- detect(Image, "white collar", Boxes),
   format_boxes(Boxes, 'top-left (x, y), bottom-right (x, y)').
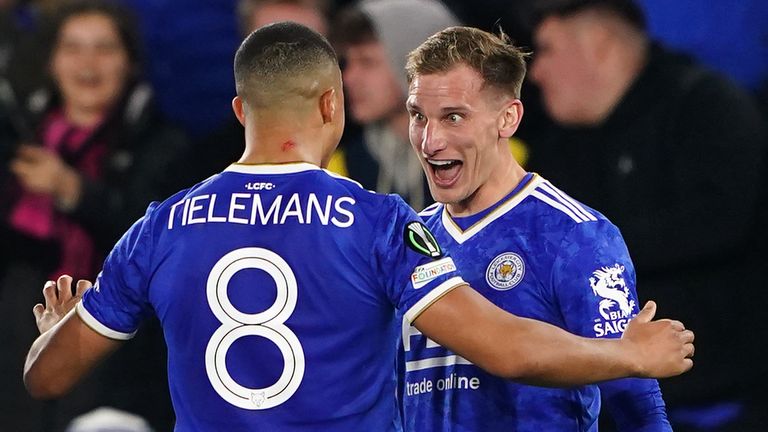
top-left (441, 175), bottom-right (543, 244)
top-left (223, 162), bottom-right (321, 175)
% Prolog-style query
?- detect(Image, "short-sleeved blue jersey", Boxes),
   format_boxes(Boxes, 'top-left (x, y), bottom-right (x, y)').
top-left (400, 174), bottom-right (669, 431)
top-left (78, 163), bottom-right (465, 431)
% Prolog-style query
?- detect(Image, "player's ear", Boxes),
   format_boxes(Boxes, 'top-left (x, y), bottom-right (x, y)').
top-left (232, 96), bottom-right (246, 127)
top-left (498, 99), bottom-right (523, 139)
top-left (319, 88), bottom-right (337, 125)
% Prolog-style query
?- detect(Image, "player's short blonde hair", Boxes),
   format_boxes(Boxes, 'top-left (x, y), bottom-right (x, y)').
top-left (406, 26), bottom-right (529, 99)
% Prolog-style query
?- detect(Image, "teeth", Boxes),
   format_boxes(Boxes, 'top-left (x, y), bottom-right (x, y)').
top-left (427, 159), bottom-right (454, 167)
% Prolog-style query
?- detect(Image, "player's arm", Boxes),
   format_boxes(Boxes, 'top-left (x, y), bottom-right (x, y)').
top-left (412, 284), bottom-right (694, 387)
top-left (599, 379), bottom-right (670, 431)
top-left (24, 276), bottom-right (122, 399)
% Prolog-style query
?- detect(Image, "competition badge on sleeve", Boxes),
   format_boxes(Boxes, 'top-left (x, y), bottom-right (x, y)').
top-left (404, 221), bottom-right (443, 259)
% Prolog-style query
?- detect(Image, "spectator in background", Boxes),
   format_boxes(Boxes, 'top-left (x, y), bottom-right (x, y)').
top-left (0, 0), bottom-right (187, 429)
top-left (331, 0), bottom-right (459, 210)
top-left (521, 0), bottom-right (767, 430)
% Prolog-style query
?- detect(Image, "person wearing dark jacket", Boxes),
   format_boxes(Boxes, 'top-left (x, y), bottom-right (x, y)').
top-left (522, 0), bottom-right (767, 431)
top-left (0, 1), bottom-right (187, 430)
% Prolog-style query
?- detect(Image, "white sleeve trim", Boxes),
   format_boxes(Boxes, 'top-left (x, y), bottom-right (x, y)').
top-left (404, 276), bottom-right (466, 324)
top-left (76, 302), bottom-right (136, 340)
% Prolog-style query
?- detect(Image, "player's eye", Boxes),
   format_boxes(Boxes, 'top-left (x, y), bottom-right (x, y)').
top-left (447, 113), bottom-right (463, 123)
top-left (411, 112), bottom-right (425, 122)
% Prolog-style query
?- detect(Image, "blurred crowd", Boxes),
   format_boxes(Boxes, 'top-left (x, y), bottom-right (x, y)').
top-left (0, 0), bottom-right (765, 431)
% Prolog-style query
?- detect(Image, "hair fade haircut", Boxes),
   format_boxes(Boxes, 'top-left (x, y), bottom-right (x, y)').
top-left (406, 26), bottom-right (529, 99)
top-left (234, 21), bottom-right (338, 107)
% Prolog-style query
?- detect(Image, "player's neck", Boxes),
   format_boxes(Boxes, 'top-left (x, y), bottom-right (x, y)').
top-left (447, 158), bottom-right (527, 217)
top-left (237, 148), bottom-right (320, 166)
top-left (239, 137), bottom-right (322, 166)
top-left (239, 117), bottom-right (325, 166)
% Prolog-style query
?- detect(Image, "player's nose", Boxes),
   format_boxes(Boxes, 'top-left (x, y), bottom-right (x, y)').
top-left (421, 122), bottom-right (447, 156)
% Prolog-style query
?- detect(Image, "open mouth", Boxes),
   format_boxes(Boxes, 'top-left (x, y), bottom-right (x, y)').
top-left (427, 158), bottom-right (462, 186)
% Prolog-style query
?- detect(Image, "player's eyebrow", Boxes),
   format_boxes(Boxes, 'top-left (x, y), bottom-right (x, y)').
top-left (406, 102), bottom-right (469, 113)
top-left (438, 106), bottom-right (469, 113)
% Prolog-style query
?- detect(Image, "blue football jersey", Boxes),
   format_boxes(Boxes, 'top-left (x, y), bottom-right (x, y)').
top-left (400, 174), bottom-right (669, 432)
top-left (77, 163), bottom-right (465, 431)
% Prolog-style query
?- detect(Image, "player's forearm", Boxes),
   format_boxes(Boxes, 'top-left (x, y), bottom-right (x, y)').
top-left (24, 321), bottom-right (78, 398)
top-left (486, 315), bottom-right (643, 387)
top-left (415, 285), bottom-right (690, 386)
top-left (414, 285), bottom-right (643, 387)
top-left (24, 309), bottom-right (120, 399)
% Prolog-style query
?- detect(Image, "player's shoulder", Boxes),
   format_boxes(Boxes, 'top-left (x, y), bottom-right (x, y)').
top-left (418, 202), bottom-right (442, 217)
top-left (138, 181), bottom-right (203, 228)
top-left (154, 174), bottom-right (213, 209)
top-left (417, 202), bottom-right (443, 224)
top-left (526, 176), bottom-right (615, 232)
top-left (321, 168), bottom-right (376, 198)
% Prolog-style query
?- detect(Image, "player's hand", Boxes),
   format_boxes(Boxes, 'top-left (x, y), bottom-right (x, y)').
top-left (33, 275), bottom-right (91, 334)
top-left (621, 300), bottom-right (695, 378)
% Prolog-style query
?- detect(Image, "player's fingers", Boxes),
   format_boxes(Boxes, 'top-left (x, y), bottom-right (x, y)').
top-left (32, 303), bottom-right (44, 321)
top-left (634, 300), bottom-right (656, 323)
top-left (684, 342), bottom-right (695, 359)
top-left (680, 329), bottom-right (695, 344)
top-left (75, 279), bottom-right (92, 298)
top-left (42, 280), bottom-right (56, 306)
top-left (667, 320), bottom-right (685, 331)
top-left (56, 274), bottom-right (73, 301)
top-left (681, 358), bottom-right (693, 373)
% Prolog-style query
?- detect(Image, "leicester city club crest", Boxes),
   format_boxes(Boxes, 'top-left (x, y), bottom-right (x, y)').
top-left (486, 252), bottom-right (525, 291)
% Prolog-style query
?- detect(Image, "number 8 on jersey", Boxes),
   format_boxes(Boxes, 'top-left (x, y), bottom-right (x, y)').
top-left (205, 247), bottom-right (305, 410)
